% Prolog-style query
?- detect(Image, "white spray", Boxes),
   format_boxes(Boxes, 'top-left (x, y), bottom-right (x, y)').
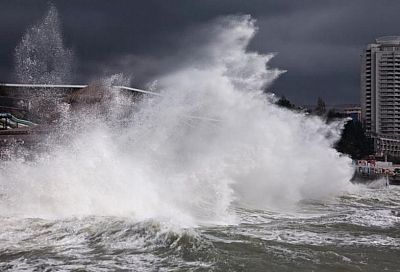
top-left (0, 12), bottom-right (354, 226)
top-left (14, 5), bottom-right (73, 84)
top-left (13, 5), bottom-right (73, 121)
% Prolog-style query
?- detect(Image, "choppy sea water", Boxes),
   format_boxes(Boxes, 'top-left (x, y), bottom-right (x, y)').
top-left (1, 184), bottom-right (399, 272)
top-left (3, 6), bottom-right (399, 271)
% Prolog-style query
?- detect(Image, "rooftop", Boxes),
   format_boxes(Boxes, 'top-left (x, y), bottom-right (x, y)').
top-left (375, 36), bottom-right (400, 45)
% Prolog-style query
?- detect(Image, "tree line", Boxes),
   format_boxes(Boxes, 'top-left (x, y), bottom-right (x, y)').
top-left (275, 96), bottom-right (374, 160)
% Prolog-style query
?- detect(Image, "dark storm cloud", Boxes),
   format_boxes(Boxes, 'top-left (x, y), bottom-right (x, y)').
top-left (250, 0), bottom-right (400, 104)
top-left (1, 0), bottom-right (400, 104)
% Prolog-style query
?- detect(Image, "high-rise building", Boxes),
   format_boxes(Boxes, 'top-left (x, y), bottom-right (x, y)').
top-left (361, 36), bottom-right (400, 157)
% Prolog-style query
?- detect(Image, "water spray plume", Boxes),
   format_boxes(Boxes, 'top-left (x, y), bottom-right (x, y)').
top-left (13, 5), bottom-right (74, 122)
top-left (0, 11), bottom-right (354, 226)
top-left (14, 5), bottom-right (73, 84)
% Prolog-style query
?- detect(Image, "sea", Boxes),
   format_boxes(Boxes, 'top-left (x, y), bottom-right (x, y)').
top-left (2, 5), bottom-right (399, 272)
top-left (0, 183), bottom-right (399, 271)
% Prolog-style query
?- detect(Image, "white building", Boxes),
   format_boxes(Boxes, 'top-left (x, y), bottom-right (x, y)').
top-left (361, 36), bottom-right (400, 157)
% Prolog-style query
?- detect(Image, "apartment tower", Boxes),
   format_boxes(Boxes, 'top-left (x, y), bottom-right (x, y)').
top-left (361, 36), bottom-right (400, 157)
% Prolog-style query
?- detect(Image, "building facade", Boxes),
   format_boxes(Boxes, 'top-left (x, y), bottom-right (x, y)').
top-left (338, 105), bottom-right (361, 122)
top-left (361, 36), bottom-right (400, 157)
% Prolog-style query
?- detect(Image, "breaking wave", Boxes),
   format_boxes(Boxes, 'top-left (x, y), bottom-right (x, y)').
top-left (0, 11), bottom-right (354, 226)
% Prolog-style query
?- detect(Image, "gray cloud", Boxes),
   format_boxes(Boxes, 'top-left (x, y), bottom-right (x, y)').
top-left (1, 0), bottom-right (400, 104)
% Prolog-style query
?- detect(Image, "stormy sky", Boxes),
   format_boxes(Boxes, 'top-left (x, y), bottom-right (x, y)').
top-left (1, 0), bottom-right (400, 105)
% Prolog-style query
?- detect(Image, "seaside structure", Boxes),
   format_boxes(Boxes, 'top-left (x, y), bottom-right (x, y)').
top-left (328, 104), bottom-right (362, 122)
top-left (301, 104), bottom-right (361, 121)
top-left (361, 36), bottom-right (400, 157)
top-left (342, 106), bottom-right (362, 122)
top-left (0, 83), bottom-right (160, 159)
